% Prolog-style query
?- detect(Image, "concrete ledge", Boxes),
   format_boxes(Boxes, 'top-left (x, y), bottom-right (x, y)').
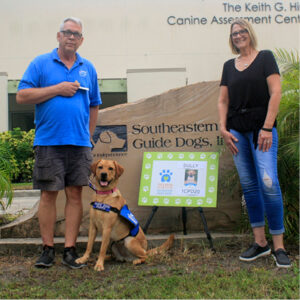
top-left (0, 232), bottom-right (245, 245)
top-left (0, 232), bottom-right (247, 255)
top-left (12, 190), bottom-right (40, 197)
top-left (0, 233), bottom-right (248, 247)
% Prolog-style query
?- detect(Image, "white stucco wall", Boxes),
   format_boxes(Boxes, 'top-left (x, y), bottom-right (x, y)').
top-left (0, 72), bottom-right (8, 132)
top-left (127, 68), bottom-right (187, 102)
top-left (0, 0), bottom-right (299, 83)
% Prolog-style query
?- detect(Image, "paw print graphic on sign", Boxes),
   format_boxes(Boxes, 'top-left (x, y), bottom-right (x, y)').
top-left (209, 175), bottom-right (215, 182)
top-left (160, 170), bottom-right (173, 182)
top-left (189, 153), bottom-right (195, 159)
top-left (186, 199), bottom-right (192, 205)
top-left (210, 164), bottom-right (216, 170)
top-left (153, 198), bottom-right (159, 204)
top-left (197, 199), bottom-right (203, 205)
top-left (163, 198), bottom-right (170, 204)
top-left (208, 187), bottom-right (215, 193)
top-left (206, 198), bottom-right (213, 204)
top-left (167, 153), bottom-right (173, 159)
top-left (175, 198), bottom-right (181, 205)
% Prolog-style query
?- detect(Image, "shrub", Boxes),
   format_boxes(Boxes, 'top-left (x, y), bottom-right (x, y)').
top-left (0, 128), bottom-right (35, 183)
top-left (274, 48), bottom-right (299, 242)
top-left (0, 143), bottom-right (13, 209)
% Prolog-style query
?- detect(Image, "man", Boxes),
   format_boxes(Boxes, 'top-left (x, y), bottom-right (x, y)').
top-left (16, 17), bottom-right (101, 269)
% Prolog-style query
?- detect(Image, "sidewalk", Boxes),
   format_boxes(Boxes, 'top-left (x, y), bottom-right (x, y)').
top-left (0, 189), bottom-right (40, 215)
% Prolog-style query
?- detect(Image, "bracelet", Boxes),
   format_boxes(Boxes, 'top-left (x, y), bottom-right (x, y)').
top-left (261, 127), bottom-right (273, 132)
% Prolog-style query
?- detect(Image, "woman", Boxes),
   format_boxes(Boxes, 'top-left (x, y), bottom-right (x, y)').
top-left (218, 19), bottom-right (291, 268)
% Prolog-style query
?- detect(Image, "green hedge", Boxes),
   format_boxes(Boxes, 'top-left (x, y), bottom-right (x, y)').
top-left (0, 128), bottom-right (35, 183)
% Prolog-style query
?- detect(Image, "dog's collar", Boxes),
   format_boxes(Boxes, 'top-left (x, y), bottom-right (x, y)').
top-left (96, 188), bottom-right (117, 195)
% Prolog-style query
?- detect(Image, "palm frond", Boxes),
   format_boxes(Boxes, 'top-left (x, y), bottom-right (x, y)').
top-left (274, 48), bottom-right (299, 74)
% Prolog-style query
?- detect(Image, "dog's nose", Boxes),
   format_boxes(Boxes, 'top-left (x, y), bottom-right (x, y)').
top-left (100, 173), bottom-right (108, 181)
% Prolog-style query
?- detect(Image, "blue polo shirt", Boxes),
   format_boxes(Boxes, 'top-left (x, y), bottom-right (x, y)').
top-left (18, 48), bottom-right (102, 147)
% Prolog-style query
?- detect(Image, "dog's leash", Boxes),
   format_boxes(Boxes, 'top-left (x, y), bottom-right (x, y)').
top-left (88, 179), bottom-right (97, 192)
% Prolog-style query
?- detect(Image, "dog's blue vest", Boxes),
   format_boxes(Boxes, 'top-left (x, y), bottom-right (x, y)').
top-left (91, 202), bottom-right (139, 237)
top-left (119, 205), bottom-right (139, 237)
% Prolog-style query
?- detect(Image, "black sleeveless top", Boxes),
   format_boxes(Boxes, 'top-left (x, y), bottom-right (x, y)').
top-left (220, 50), bottom-right (280, 147)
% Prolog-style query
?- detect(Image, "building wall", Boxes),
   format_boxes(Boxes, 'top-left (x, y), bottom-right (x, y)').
top-left (127, 68), bottom-right (187, 102)
top-left (1, 0), bottom-right (299, 83)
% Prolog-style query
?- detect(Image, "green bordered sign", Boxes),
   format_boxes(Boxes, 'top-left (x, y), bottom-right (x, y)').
top-left (138, 152), bottom-right (219, 208)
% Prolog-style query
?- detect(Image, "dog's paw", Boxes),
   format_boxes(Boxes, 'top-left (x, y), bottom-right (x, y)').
top-left (105, 255), bottom-right (113, 261)
top-left (76, 256), bottom-right (88, 264)
top-left (94, 263), bottom-right (105, 271)
top-left (133, 258), bottom-right (145, 265)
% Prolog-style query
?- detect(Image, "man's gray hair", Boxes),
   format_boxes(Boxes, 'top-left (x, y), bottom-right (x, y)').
top-left (59, 17), bottom-right (83, 32)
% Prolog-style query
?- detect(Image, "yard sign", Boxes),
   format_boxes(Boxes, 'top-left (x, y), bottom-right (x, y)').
top-left (138, 152), bottom-right (219, 208)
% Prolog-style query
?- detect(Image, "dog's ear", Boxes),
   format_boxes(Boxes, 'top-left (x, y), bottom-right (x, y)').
top-left (113, 161), bottom-right (124, 179)
top-left (91, 160), bottom-right (101, 175)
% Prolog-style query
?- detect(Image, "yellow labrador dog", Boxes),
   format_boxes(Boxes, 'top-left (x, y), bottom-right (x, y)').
top-left (76, 159), bottom-right (174, 271)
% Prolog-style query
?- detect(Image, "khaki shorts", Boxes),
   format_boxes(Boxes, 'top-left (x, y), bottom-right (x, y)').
top-left (33, 146), bottom-right (93, 191)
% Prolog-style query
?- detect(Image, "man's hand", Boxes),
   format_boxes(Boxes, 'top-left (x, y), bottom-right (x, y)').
top-left (57, 81), bottom-right (80, 97)
top-left (16, 80), bottom-right (81, 104)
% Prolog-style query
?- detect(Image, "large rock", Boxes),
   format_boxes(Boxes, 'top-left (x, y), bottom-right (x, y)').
top-left (0, 81), bottom-right (241, 238)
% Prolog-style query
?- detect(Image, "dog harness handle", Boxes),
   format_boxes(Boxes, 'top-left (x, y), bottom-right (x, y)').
top-left (90, 202), bottom-right (120, 214)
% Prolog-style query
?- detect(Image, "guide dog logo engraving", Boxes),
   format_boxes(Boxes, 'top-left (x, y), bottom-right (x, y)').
top-left (92, 125), bottom-right (127, 154)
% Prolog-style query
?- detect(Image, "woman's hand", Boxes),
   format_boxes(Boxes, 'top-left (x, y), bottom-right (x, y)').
top-left (258, 129), bottom-right (272, 152)
top-left (258, 73), bottom-right (281, 152)
top-left (221, 129), bottom-right (239, 155)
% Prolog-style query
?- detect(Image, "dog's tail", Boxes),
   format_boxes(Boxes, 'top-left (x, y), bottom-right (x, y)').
top-left (146, 234), bottom-right (175, 256)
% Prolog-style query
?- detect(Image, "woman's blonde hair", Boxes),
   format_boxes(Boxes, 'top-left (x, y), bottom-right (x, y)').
top-left (229, 18), bottom-right (258, 54)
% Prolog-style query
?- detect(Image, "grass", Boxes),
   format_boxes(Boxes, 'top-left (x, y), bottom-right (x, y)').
top-left (0, 259), bottom-right (298, 299)
top-left (12, 182), bottom-right (33, 190)
top-left (0, 238), bottom-right (298, 299)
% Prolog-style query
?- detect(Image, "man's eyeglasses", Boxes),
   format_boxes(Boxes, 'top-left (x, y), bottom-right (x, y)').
top-left (231, 29), bottom-right (248, 38)
top-left (60, 30), bottom-right (82, 40)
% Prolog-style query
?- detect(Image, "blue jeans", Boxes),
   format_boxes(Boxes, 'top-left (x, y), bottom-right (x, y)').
top-left (231, 128), bottom-right (284, 235)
